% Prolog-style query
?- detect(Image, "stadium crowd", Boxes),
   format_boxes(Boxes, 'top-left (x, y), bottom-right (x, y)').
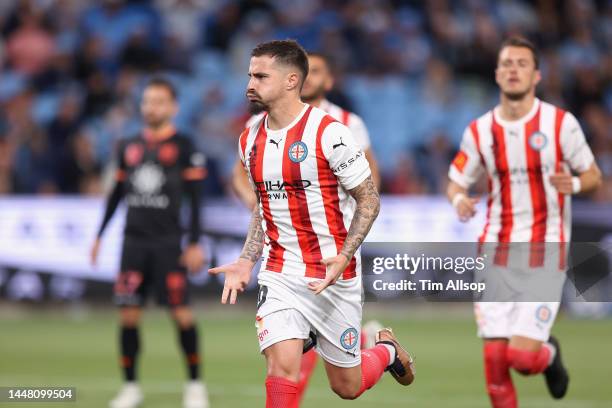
top-left (0, 0), bottom-right (610, 200)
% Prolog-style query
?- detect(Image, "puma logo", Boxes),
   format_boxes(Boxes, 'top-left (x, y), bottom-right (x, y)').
top-left (333, 137), bottom-right (346, 149)
top-left (269, 138), bottom-right (282, 149)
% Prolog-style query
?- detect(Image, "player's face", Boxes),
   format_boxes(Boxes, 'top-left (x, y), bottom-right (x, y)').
top-left (247, 55), bottom-right (300, 114)
top-left (301, 55), bottom-right (333, 103)
top-left (140, 86), bottom-right (177, 128)
top-left (496, 46), bottom-right (541, 100)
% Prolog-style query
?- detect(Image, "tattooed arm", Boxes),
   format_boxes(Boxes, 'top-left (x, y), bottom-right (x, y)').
top-left (209, 196), bottom-right (264, 304)
top-left (341, 175), bottom-right (380, 260)
top-left (240, 205), bottom-right (265, 263)
top-left (308, 175), bottom-right (380, 294)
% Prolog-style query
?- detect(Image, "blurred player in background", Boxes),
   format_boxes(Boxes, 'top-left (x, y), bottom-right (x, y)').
top-left (447, 37), bottom-right (602, 408)
top-left (210, 40), bottom-right (415, 407)
top-left (91, 78), bottom-right (209, 408)
top-left (232, 52), bottom-right (380, 210)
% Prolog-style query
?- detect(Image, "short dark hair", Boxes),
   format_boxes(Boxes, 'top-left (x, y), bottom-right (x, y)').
top-left (306, 51), bottom-right (334, 71)
top-left (251, 39), bottom-right (309, 86)
top-left (145, 76), bottom-right (178, 100)
top-left (498, 36), bottom-right (539, 69)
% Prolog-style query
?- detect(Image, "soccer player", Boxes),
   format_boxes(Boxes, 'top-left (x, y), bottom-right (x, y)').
top-left (209, 40), bottom-right (415, 407)
top-left (231, 50), bottom-right (383, 404)
top-left (91, 78), bottom-right (209, 408)
top-left (232, 52), bottom-right (380, 210)
top-left (447, 37), bottom-right (602, 408)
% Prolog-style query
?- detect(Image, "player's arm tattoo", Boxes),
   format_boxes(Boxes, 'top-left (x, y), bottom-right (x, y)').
top-left (341, 175), bottom-right (380, 260)
top-left (239, 202), bottom-right (265, 263)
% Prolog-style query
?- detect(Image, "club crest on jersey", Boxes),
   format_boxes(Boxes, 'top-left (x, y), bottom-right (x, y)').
top-left (340, 328), bottom-right (359, 350)
top-left (529, 131), bottom-right (548, 151)
top-left (288, 141), bottom-right (308, 163)
top-left (535, 305), bottom-right (552, 323)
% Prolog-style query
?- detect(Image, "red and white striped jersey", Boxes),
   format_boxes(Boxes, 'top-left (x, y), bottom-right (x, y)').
top-left (246, 99), bottom-right (371, 150)
top-left (449, 98), bottom-right (595, 244)
top-left (239, 104), bottom-right (371, 279)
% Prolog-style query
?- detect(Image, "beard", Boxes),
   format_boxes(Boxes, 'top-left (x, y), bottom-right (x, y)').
top-left (143, 115), bottom-right (168, 129)
top-left (248, 100), bottom-right (268, 114)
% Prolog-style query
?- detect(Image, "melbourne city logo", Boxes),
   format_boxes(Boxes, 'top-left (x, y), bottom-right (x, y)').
top-left (288, 141), bottom-right (308, 163)
top-left (529, 131), bottom-right (548, 151)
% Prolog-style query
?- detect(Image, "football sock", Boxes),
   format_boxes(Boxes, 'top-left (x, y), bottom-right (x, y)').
top-left (507, 344), bottom-right (552, 375)
top-left (120, 326), bottom-right (139, 382)
top-left (265, 376), bottom-right (298, 408)
top-left (354, 344), bottom-right (391, 398)
top-left (179, 325), bottom-right (200, 380)
top-left (484, 341), bottom-right (517, 408)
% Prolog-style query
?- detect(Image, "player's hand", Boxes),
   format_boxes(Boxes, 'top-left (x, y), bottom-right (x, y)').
top-left (308, 253), bottom-right (350, 295)
top-left (90, 238), bottom-right (101, 266)
top-left (208, 258), bottom-right (253, 304)
top-left (454, 194), bottom-right (479, 222)
top-left (549, 172), bottom-right (573, 194)
top-left (180, 244), bottom-right (206, 274)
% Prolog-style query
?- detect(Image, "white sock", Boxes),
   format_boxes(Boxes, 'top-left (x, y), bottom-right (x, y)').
top-left (544, 342), bottom-right (557, 366)
top-left (380, 343), bottom-right (396, 366)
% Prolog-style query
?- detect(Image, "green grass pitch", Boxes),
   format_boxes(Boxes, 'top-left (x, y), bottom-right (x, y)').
top-left (1, 304), bottom-right (610, 407)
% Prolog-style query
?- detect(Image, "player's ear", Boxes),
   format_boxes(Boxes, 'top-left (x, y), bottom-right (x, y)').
top-left (494, 66), bottom-right (502, 87)
top-left (286, 72), bottom-right (300, 91)
top-left (533, 69), bottom-right (542, 87)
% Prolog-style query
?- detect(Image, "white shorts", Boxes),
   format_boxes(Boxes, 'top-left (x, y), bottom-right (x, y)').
top-left (255, 270), bottom-right (363, 368)
top-left (474, 302), bottom-right (560, 341)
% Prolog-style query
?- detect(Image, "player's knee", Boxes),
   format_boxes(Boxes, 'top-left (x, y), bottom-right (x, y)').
top-left (266, 357), bottom-right (298, 380)
top-left (170, 307), bottom-right (193, 328)
top-left (119, 307), bottom-right (141, 327)
top-left (330, 379), bottom-right (361, 400)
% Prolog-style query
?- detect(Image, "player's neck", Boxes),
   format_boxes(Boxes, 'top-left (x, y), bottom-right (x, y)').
top-left (498, 94), bottom-right (536, 122)
top-left (266, 98), bottom-right (306, 131)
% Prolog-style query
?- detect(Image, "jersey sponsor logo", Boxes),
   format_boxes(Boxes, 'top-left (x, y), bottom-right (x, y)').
top-left (453, 150), bottom-right (468, 173)
top-left (158, 143), bottom-right (179, 166)
top-left (535, 305), bottom-right (552, 323)
top-left (131, 163), bottom-right (166, 195)
top-left (288, 141), bottom-right (308, 163)
top-left (256, 315), bottom-right (269, 342)
top-left (254, 179), bottom-right (312, 200)
top-left (332, 150), bottom-right (363, 174)
top-left (125, 143), bottom-right (144, 166)
top-left (340, 327), bottom-right (359, 350)
top-left (529, 131), bottom-right (548, 151)
top-left (128, 163), bottom-right (170, 208)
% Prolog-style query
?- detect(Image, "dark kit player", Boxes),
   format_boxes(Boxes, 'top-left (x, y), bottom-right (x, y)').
top-left (91, 78), bottom-right (209, 408)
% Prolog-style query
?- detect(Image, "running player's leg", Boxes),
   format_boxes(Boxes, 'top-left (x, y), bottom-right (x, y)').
top-left (475, 302), bottom-right (517, 408)
top-left (320, 328), bottom-right (414, 400)
top-left (295, 320), bottom-right (382, 403)
top-left (507, 302), bottom-right (568, 399)
top-left (264, 339), bottom-right (303, 408)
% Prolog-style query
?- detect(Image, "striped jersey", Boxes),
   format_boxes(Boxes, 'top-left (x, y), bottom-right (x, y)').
top-left (246, 99), bottom-right (371, 150)
top-left (239, 104), bottom-right (371, 279)
top-left (449, 98), bottom-right (595, 245)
